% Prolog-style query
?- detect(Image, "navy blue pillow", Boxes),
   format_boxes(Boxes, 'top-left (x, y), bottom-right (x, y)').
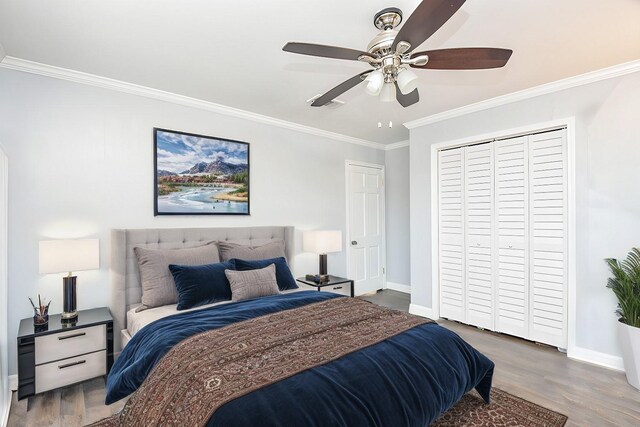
top-left (169, 260), bottom-right (236, 310)
top-left (232, 257), bottom-right (298, 291)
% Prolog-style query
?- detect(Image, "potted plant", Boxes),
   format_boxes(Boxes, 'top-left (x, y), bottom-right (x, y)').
top-left (606, 248), bottom-right (640, 390)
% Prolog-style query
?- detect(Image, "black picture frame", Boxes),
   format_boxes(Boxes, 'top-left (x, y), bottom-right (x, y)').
top-left (153, 127), bottom-right (251, 216)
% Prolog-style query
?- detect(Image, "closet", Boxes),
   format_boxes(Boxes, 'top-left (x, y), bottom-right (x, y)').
top-left (437, 128), bottom-right (567, 348)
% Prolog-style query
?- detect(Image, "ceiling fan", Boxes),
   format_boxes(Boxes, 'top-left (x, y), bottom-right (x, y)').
top-left (283, 0), bottom-right (512, 108)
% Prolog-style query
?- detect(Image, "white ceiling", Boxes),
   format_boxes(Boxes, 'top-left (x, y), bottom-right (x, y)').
top-left (1, 0), bottom-right (639, 144)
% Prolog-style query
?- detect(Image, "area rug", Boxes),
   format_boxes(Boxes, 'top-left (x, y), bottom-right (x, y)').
top-left (431, 388), bottom-right (567, 427)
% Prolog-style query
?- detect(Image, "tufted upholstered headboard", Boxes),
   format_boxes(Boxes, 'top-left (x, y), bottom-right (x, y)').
top-left (110, 226), bottom-right (295, 351)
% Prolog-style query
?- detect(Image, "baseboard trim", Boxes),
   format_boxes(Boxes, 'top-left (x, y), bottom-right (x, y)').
top-left (409, 303), bottom-right (435, 319)
top-left (386, 282), bottom-right (411, 294)
top-left (567, 346), bottom-right (625, 372)
top-left (7, 376), bottom-right (15, 393)
top-left (407, 306), bottom-right (625, 372)
top-left (1, 382), bottom-right (11, 427)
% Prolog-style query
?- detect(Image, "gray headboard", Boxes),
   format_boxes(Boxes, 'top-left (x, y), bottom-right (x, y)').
top-left (110, 226), bottom-right (295, 351)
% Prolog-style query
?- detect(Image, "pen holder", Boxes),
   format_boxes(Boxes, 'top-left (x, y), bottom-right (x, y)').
top-left (33, 313), bottom-right (49, 330)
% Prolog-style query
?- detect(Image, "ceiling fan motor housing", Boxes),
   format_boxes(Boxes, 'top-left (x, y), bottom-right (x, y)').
top-left (368, 7), bottom-right (403, 54)
top-left (366, 29), bottom-right (398, 54)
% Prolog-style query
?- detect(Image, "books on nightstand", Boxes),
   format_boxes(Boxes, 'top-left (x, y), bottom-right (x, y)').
top-left (305, 274), bottom-right (330, 284)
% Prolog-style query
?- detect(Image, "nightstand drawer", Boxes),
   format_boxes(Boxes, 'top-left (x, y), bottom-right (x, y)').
top-left (320, 284), bottom-right (351, 297)
top-left (35, 325), bottom-right (106, 365)
top-left (35, 350), bottom-right (106, 393)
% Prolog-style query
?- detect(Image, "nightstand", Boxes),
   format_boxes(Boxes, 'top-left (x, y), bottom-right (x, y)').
top-left (17, 307), bottom-right (113, 400)
top-left (296, 276), bottom-right (354, 297)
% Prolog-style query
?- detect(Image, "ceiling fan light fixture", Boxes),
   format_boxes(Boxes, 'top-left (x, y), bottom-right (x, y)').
top-left (397, 68), bottom-right (419, 94)
top-left (365, 70), bottom-right (384, 96)
top-left (379, 82), bottom-right (396, 103)
top-left (283, 0), bottom-right (513, 109)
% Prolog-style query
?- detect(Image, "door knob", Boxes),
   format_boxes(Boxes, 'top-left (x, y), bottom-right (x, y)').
top-left (351, 240), bottom-right (358, 245)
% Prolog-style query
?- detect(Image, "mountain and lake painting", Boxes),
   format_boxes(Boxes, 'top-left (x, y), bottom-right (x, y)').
top-left (154, 128), bottom-right (249, 215)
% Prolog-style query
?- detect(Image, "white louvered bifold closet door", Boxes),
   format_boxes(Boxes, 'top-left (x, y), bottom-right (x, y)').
top-left (464, 144), bottom-right (494, 330)
top-left (494, 136), bottom-right (529, 339)
top-left (438, 148), bottom-right (466, 322)
top-left (528, 129), bottom-right (567, 348)
top-left (437, 128), bottom-right (568, 349)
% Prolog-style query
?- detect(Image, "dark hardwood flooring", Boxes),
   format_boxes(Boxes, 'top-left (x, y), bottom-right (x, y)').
top-left (8, 290), bottom-right (640, 426)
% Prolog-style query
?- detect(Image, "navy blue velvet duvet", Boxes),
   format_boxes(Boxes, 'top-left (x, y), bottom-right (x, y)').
top-left (107, 291), bottom-right (494, 426)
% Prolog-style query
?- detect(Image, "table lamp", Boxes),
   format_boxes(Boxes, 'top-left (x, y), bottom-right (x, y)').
top-left (39, 239), bottom-right (99, 320)
top-left (303, 230), bottom-right (342, 276)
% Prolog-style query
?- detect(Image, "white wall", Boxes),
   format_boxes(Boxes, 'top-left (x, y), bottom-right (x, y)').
top-left (410, 71), bottom-right (640, 361)
top-left (385, 146), bottom-right (410, 287)
top-left (0, 68), bottom-right (385, 375)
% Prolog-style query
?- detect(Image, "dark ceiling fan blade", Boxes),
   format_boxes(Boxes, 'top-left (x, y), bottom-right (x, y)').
top-left (311, 71), bottom-right (372, 107)
top-left (392, 0), bottom-right (466, 53)
top-left (395, 82), bottom-right (420, 107)
top-left (411, 47), bottom-right (512, 69)
top-left (283, 42), bottom-right (370, 61)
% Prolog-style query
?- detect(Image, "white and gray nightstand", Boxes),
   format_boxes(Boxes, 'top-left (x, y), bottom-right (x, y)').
top-left (16, 307), bottom-right (114, 400)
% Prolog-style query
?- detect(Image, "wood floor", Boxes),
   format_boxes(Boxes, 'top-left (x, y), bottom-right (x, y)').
top-left (7, 377), bottom-right (124, 426)
top-left (8, 290), bottom-right (640, 426)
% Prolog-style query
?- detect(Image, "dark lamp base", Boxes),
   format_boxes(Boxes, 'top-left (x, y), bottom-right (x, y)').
top-left (62, 276), bottom-right (78, 320)
top-left (319, 254), bottom-right (328, 276)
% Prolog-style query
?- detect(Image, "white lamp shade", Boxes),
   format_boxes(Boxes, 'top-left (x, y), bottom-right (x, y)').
top-left (379, 82), bottom-right (396, 102)
top-left (365, 70), bottom-right (384, 96)
top-left (397, 68), bottom-right (419, 94)
top-left (39, 239), bottom-right (100, 274)
top-left (303, 230), bottom-right (342, 254)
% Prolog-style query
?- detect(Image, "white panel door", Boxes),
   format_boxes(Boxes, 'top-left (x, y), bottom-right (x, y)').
top-left (347, 164), bottom-right (385, 295)
top-left (494, 136), bottom-right (529, 339)
top-left (464, 143), bottom-right (494, 329)
top-left (528, 129), bottom-right (567, 348)
top-left (438, 148), bottom-right (466, 322)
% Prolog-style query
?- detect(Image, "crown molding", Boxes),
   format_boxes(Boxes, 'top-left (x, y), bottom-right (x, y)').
top-left (404, 59), bottom-right (640, 129)
top-left (0, 56), bottom-right (387, 151)
top-left (384, 140), bottom-right (409, 151)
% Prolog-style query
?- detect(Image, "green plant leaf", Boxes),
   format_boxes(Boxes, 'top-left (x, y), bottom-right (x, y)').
top-left (606, 249), bottom-right (640, 328)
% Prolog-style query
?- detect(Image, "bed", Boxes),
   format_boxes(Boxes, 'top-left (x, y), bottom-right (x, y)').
top-left (110, 226), bottom-right (297, 351)
top-left (104, 226), bottom-right (494, 427)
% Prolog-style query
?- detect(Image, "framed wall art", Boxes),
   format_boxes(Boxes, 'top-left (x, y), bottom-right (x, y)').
top-left (154, 128), bottom-right (250, 215)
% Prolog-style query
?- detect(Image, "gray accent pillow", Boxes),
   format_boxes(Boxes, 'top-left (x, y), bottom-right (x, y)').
top-left (134, 242), bottom-right (220, 311)
top-left (225, 264), bottom-right (280, 302)
top-left (217, 240), bottom-right (286, 262)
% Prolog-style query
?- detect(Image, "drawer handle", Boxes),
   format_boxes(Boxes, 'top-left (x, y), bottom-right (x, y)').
top-left (333, 286), bottom-right (343, 290)
top-left (58, 360), bottom-right (86, 370)
top-left (58, 332), bottom-right (86, 340)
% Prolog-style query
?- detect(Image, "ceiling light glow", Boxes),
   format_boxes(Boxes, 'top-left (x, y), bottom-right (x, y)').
top-left (379, 82), bottom-right (396, 103)
top-left (397, 68), bottom-right (418, 94)
top-left (365, 70), bottom-right (384, 96)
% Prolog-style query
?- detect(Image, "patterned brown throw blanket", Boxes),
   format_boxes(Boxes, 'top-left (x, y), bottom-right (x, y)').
top-left (94, 297), bottom-right (431, 427)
